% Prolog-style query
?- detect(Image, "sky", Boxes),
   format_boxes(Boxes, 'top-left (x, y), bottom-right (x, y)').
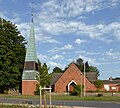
top-left (0, 0), bottom-right (120, 80)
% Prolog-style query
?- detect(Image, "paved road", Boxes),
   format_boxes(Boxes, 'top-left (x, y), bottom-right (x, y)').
top-left (0, 97), bottom-right (120, 108)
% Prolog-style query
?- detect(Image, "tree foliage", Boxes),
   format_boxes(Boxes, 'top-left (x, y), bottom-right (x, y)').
top-left (75, 58), bottom-right (99, 74)
top-left (53, 67), bottom-right (63, 73)
top-left (38, 61), bottom-right (51, 87)
top-left (72, 85), bottom-right (84, 96)
top-left (94, 80), bottom-right (103, 89)
top-left (0, 18), bottom-right (26, 93)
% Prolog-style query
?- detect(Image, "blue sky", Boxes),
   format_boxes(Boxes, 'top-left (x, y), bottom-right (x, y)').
top-left (0, 0), bottom-right (120, 80)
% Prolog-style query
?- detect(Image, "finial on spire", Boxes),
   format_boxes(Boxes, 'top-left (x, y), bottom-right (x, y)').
top-left (31, 0), bottom-right (34, 23)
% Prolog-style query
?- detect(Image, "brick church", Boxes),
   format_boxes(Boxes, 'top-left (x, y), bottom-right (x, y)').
top-left (50, 63), bottom-right (120, 93)
top-left (50, 63), bottom-right (97, 93)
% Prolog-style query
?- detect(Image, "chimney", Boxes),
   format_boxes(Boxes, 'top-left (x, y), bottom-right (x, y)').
top-left (109, 77), bottom-right (113, 81)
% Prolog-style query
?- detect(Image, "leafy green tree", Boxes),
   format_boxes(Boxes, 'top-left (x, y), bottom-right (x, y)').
top-left (38, 62), bottom-right (51, 87)
top-left (76, 58), bottom-right (84, 71)
top-left (73, 85), bottom-right (84, 96)
top-left (94, 80), bottom-right (103, 89)
top-left (75, 58), bottom-right (99, 75)
top-left (36, 61), bottom-right (51, 94)
top-left (85, 61), bottom-right (89, 72)
top-left (53, 67), bottom-right (63, 73)
top-left (89, 66), bottom-right (99, 72)
top-left (0, 18), bottom-right (26, 93)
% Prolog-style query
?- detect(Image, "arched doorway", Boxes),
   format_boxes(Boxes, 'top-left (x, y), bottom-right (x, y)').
top-left (66, 80), bottom-right (77, 92)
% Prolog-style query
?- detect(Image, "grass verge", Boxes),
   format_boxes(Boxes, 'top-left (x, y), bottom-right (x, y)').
top-left (0, 94), bottom-right (120, 102)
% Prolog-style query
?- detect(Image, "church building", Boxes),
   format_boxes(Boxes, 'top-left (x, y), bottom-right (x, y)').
top-left (22, 12), bottom-right (38, 95)
top-left (50, 63), bottom-right (97, 93)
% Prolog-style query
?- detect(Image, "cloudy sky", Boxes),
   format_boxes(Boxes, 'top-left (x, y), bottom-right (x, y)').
top-left (0, 0), bottom-right (120, 79)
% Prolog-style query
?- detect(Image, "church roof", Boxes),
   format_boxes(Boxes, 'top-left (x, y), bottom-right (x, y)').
top-left (22, 70), bottom-right (38, 80)
top-left (25, 22), bottom-right (37, 62)
top-left (50, 73), bottom-right (63, 86)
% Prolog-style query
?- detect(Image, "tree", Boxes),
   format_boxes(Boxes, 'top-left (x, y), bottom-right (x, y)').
top-left (94, 80), bottom-right (103, 89)
top-left (72, 85), bottom-right (84, 96)
top-left (76, 58), bottom-right (84, 71)
top-left (89, 66), bottom-right (99, 75)
top-left (36, 61), bottom-right (51, 94)
top-left (0, 18), bottom-right (26, 93)
top-left (85, 61), bottom-right (89, 72)
top-left (53, 67), bottom-right (63, 73)
top-left (38, 62), bottom-right (50, 87)
top-left (75, 58), bottom-right (99, 75)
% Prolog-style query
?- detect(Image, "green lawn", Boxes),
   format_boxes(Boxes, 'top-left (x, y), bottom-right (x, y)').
top-left (0, 104), bottom-right (40, 108)
top-left (0, 94), bottom-right (120, 102)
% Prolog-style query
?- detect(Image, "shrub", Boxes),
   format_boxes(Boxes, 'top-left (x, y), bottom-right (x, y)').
top-left (4, 90), bottom-right (8, 94)
top-left (97, 93), bottom-right (103, 97)
top-left (70, 85), bottom-right (84, 96)
top-left (87, 90), bottom-right (94, 93)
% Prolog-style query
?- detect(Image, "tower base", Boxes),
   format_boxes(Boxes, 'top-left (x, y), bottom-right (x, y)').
top-left (22, 80), bottom-right (37, 95)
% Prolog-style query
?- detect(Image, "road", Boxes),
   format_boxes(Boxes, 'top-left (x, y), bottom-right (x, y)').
top-left (0, 97), bottom-right (120, 108)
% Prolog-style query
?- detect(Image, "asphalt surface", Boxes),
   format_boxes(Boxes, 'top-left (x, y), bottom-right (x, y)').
top-left (0, 97), bottom-right (120, 108)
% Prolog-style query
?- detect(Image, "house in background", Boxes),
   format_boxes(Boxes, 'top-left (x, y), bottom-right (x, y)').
top-left (50, 63), bottom-right (96, 93)
top-left (103, 77), bottom-right (120, 92)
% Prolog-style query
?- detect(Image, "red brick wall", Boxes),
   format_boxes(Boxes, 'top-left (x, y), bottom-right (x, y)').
top-left (22, 80), bottom-right (37, 95)
top-left (55, 63), bottom-right (96, 93)
top-left (117, 85), bottom-right (120, 92)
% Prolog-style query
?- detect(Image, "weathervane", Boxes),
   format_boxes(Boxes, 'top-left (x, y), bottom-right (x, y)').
top-left (31, 0), bottom-right (34, 23)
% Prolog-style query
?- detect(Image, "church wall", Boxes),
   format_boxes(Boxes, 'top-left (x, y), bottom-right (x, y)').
top-left (22, 80), bottom-right (37, 95)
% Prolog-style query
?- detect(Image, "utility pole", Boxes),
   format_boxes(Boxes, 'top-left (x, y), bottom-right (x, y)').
top-left (84, 61), bottom-right (86, 96)
top-left (81, 73), bottom-right (82, 98)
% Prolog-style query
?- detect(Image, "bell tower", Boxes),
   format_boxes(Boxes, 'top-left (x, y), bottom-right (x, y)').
top-left (22, 2), bottom-right (38, 95)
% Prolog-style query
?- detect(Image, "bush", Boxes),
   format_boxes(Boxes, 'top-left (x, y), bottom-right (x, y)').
top-left (87, 90), bottom-right (94, 92)
top-left (95, 90), bottom-right (100, 92)
top-left (4, 90), bottom-right (8, 94)
top-left (97, 93), bottom-right (103, 97)
top-left (70, 85), bottom-right (84, 96)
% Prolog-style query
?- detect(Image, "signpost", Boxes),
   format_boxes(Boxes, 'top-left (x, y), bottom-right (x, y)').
top-left (39, 86), bottom-right (52, 108)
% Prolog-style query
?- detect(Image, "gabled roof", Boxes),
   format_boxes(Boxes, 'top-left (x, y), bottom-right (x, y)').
top-left (50, 73), bottom-right (63, 86)
top-left (85, 72), bottom-right (98, 82)
top-left (50, 63), bottom-right (97, 85)
top-left (102, 80), bottom-right (120, 84)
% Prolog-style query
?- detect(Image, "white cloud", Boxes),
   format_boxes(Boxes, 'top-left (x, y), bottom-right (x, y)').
top-left (74, 39), bottom-right (86, 44)
top-left (78, 55), bottom-right (97, 66)
top-left (39, 21), bottom-right (120, 43)
top-left (48, 61), bottom-right (65, 69)
top-left (37, 53), bottom-right (48, 63)
top-left (51, 54), bottom-right (64, 60)
top-left (114, 30), bottom-right (120, 40)
top-left (105, 49), bottom-right (120, 60)
top-left (36, 34), bottom-right (60, 44)
top-left (0, 11), bottom-right (8, 20)
top-left (33, 0), bottom-right (120, 43)
top-left (39, 0), bottom-right (120, 19)
top-left (17, 23), bottom-right (30, 38)
top-left (62, 44), bottom-right (73, 50)
top-left (48, 44), bottom-right (74, 53)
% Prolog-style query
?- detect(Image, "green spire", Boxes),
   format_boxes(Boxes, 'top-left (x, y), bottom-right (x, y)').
top-left (22, 22), bottom-right (38, 80)
top-left (25, 22), bottom-right (37, 62)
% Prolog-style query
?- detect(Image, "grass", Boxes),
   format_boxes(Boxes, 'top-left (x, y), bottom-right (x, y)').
top-left (0, 94), bottom-right (120, 102)
top-left (0, 104), bottom-right (33, 108)
top-left (0, 103), bottom-right (56, 108)
top-left (0, 104), bottom-right (47, 108)
top-left (48, 95), bottom-right (120, 102)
